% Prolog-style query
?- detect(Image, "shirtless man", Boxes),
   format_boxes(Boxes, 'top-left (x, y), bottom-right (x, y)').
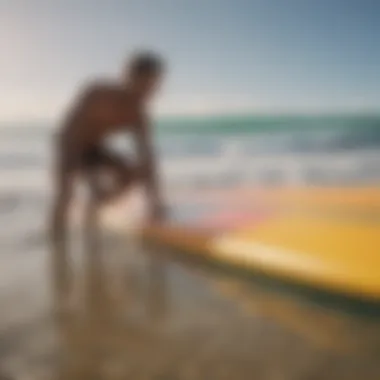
top-left (51, 52), bottom-right (165, 241)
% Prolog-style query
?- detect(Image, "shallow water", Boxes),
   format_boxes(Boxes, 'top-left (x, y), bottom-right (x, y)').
top-left (0, 228), bottom-right (380, 380)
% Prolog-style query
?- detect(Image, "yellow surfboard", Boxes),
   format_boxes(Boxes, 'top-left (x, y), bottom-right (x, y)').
top-left (143, 186), bottom-right (380, 301)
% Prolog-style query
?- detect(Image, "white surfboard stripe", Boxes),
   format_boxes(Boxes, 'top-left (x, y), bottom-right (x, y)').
top-left (212, 236), bottom-right (330, 276)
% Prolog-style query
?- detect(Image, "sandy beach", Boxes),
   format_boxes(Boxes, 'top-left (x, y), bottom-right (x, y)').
top-left (0, 219), bottom-right (380, 380)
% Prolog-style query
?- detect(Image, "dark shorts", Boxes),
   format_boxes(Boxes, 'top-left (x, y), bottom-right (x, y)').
top-left (81, 145), bottom-right (112, 169)
top-left (58, 143), bottom-right (137, 179)
top-left (53, 134), bottom-right (139, 198)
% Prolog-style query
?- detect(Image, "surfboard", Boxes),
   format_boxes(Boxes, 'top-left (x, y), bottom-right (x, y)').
top-left (143, 186), bottom-right (380, 301)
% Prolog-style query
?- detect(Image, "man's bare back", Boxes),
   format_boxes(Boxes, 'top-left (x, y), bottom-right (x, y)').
top-left (52, 53), bottom-right (165, 241)
top-left (60, 82), bottom-right (141, 148)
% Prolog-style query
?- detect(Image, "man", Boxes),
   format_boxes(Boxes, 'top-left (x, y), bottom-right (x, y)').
top-left (51, 52), bottom-right (165, 241)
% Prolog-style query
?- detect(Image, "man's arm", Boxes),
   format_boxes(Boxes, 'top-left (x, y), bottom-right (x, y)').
top-left (135, 114), bottom-right (164, 221)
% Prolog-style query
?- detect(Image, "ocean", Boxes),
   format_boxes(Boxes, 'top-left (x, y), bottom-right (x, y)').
top-left (1, 114), bottom-right (380, 241)
top-left (2, 114), bottom-right (380, 191)
top-left (155, 114), bottom-right (380, 190)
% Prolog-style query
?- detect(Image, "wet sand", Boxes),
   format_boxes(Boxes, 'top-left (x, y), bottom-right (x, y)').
top-left (1, 229), bottom-right (380, 380)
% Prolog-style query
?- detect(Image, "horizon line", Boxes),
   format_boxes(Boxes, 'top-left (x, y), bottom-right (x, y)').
top-left (1, 109), bottom-right (380, 126)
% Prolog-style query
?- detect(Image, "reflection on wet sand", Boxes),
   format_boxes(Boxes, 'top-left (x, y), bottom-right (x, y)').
top-left (1, 224), bottom-right (380, 379)
top-left (51, 202), bottom-right (172, 379)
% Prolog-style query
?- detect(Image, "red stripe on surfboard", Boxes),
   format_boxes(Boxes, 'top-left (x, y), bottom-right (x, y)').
top-left (197, 210), bottom-right (273, 231)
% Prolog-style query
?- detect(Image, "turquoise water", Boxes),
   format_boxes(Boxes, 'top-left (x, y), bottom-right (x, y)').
top-left (0, 114), bottom-right (380, 190)
top-left (156, 114), bottom-right (380, 135)
top-left (156, 115), bottom-right (380, 188)
top-left (155, 114), bottom-right (380, 154)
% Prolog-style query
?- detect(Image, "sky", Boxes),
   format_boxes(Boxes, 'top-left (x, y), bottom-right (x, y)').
top-left (0, 0), bottom-right (379, 122)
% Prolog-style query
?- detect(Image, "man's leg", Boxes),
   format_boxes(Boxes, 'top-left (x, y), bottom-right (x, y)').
top-left (51, 163), bottom-right (75, 243)
top-left (50, 161), bottom-right (76, 300)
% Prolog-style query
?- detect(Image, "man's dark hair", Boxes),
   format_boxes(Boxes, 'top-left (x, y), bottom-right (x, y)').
top-left (129, 52), bottom-right (164, 76)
